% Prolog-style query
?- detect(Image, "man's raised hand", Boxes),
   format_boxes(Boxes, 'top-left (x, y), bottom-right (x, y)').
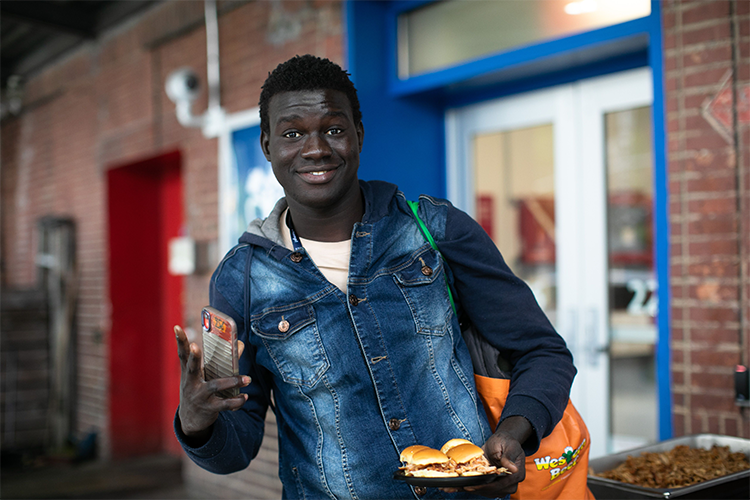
top-left (174, 325), bottom-right (249, 446)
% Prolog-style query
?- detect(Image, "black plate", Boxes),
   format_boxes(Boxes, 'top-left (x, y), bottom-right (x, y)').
top-left (393, 470), bottom-right (503, 488)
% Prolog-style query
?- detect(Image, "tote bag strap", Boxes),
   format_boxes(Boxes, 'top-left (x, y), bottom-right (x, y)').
top-left (407, 199), bottom-right (457, 315)
top-left (407, 200), bottom-right (511, 379)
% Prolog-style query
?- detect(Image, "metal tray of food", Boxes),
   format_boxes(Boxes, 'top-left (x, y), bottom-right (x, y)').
top-left (587, 434), bottom-right (750, 499)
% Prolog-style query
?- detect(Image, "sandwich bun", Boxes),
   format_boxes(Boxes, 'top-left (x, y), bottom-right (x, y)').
top-left (411, 448), bottom-right (451, 466)
top-left (440, 438), bottom-right (473, 454)
top-left (405, 448), bottom-right (459, 477)
top-left (399, 445), bottom-right (429, 463)
top-left (446, 443), bottom-right (485, 464)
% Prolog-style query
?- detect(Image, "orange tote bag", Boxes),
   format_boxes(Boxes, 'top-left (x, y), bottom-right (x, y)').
top-left (474, 375), bottom-right (594, 499)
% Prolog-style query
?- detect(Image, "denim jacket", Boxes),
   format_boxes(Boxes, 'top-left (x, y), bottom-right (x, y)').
top-left (175, 180), bottom-right (576, 499)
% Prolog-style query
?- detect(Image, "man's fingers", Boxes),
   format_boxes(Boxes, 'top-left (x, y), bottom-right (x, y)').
top-left (205, 375), bottom-right (251, 395)
top-left (500, 455), bottom-right (520, 473)
top-left (175, 325), bottom-right (190, 364)
top-left (187, 342), bottom-right (202, 375)
top-left (238, 340), bottom-right (245, 358)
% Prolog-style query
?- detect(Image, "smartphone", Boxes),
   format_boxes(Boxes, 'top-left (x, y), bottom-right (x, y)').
top-left (201, 306), bottom-right (240, 398)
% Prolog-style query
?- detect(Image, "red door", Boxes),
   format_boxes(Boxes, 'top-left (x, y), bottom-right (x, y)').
top-left (107, 151), bottom-right (183, 457)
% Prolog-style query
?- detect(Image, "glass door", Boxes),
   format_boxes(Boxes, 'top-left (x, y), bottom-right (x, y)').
top-left (447, 68), bottom-right (654, 458)
top-left (579, 70), bottom-right (656, 453)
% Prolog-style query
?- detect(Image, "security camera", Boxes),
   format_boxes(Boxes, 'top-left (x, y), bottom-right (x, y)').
top-left (165, 67), bottom-right (200, 103)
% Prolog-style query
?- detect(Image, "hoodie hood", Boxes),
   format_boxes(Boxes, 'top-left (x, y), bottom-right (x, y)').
top-left (238, 180), bottom-right (399, 250)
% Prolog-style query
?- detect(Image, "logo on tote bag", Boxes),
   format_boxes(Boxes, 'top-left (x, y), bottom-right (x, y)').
top-left (533, 438), bottom-right (588, 482)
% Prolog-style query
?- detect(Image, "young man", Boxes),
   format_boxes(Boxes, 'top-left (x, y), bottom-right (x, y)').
top-left (174, 55), bottom-right (576, 499)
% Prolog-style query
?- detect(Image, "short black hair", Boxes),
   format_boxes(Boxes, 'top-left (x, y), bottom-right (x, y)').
top-left (259, 54), bottom-right (362, 134)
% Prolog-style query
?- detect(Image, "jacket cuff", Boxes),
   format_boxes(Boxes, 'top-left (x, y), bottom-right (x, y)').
top-left (174, 407), bottom-right (229, 459)
top-left (498, 394), bottom-right (552, 455)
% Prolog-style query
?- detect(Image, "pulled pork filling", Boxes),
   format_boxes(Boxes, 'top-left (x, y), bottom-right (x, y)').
top-left (455, 455), bottom-right (508, 475)
top-left (402, 460), bottom-right (457, 476)
top-left (401, 456), bottom-right (510, 476)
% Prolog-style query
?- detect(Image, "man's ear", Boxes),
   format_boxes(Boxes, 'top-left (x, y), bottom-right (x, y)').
top-left (260, 129), bottom-right (272, 161)
top-left (357, 121), bottom-right (365, 153)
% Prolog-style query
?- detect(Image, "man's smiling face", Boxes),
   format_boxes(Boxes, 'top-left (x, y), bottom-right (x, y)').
top-left (261, 89), bottom-right (364, 213)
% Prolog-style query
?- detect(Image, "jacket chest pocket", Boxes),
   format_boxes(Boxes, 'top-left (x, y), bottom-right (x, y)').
top-left (393, 249), bottom-right (452, 335)
top-left (251, 304), bottom-right (329, 388)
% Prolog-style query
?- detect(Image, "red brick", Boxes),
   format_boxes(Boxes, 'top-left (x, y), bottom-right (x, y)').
top-left (687, 259), bottom-right (739, 277)
top-left (687, 197), bottom-right (738, 215)
top-left (672, 305), bottom-right (685, 321)
top-left (681, 21), bottom-right (732, 46)
top-left (684, 112), bottom-right (732, 135)
top-left (673, 348), bottom-right (685, 364)
top-left (684, 65), bottom-right (734, 89)
top-left (667, 96), bottom-right (679, 113)
top-left (708, 414), bottom-right (721, 434)
top-left (690, 371), bottom-right (735, 389)
top-left (684, 148), bottom-right (736, 171)
top-left (688, 306), bottom-right (739, 322)
top-left (691, 348), bottom-right (741, 368)
top-left (668, 116), bottom-right (682, 133)
top-left (673, 413), bottom-right (686, 437)
top-left (690, 393), bottom-right (738, 413)
top-left (684, 131), bottom-right (735, 152)
top-left (683, 91), bottom-right (715, 109)
top-left (724, 416), bottom-right (739, 436)
top-left (689, 282), bottom-right (738, 301)
top-left (688, 238), bottom-right (739, 257)
top-left (681, 1), bottom-right (731, 26)
top-left (682, 44), bottom-right (733, 68)
top-left (664, 33), bottom-right (677, 50)
top-left (671, 241), bottom-right (684, 257)
top-left (686, 173), bottom-right (738, 192)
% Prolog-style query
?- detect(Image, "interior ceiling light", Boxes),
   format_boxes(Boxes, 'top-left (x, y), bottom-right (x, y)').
top-left (564, 0), bottom-right (598, 15)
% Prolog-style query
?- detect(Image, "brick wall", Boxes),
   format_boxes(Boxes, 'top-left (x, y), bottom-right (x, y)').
top-left (1, 0), bottom-right (343, 493)
top-left (663, 0), bottom-right (750, 437)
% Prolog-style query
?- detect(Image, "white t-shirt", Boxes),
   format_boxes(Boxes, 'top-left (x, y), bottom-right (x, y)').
top-left (280, 209), bottom-right (351, 293)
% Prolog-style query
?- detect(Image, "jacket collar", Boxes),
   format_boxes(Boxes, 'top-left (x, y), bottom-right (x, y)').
top-left (238, 179), bottom-right (399, 249)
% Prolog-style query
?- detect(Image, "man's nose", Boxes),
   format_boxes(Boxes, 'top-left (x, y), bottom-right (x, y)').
top-left (300, 133), bottom-right (332, 159)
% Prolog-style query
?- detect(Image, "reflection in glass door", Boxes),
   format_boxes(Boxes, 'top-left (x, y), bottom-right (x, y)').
top-left (605, 106), bottom-right (656, 450)
top-left (473, 125), bottom-right (557, 324)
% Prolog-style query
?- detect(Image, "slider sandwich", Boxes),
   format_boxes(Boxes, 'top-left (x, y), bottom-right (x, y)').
top-left (400, 447), bottom-right (459, 477)
top-left (445, 443), bottom-right (507, 476)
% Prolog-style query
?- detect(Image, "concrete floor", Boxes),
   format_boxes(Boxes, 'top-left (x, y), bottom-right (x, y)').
top-left (1, 454), bottom-right (190, 499)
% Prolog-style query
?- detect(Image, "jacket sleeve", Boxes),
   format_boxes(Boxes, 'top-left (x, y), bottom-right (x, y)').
top-left (173, 249), bottom-right (272, 474)
top-left (438, 203), bottom-right (576, 455)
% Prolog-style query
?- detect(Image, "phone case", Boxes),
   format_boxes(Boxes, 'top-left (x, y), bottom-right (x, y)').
top-left (201, 306), bottom-right (240, 398)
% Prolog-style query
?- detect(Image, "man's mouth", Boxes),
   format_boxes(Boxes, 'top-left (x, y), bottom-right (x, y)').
top-left (298, 167), bottom-right (338, 183)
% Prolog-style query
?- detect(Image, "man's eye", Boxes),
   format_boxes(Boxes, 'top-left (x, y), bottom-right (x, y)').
top-left (326, 128), bottom-right (342, 135)
top-left (284, 131), bottom-right (301, 139)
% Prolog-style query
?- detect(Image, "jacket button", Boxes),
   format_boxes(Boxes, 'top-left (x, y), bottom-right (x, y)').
top-left (290, 252), bottom-right (303, 263)
top-left (414, 486), bottom-right (427, 496)
top-left (349, 294), bottom-right (359, 306)
top-left (421, 265), bottom-right (433, 276)
top-left (278, 319), bottom-right (290, 333)
top-left (388, 418), bottom-right (401, 431)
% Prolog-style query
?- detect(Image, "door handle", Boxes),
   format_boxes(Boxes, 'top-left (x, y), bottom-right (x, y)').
top-left (565, 309), bottom-right (578, 363)
top-left (585, 308), bottom-right (608, 366)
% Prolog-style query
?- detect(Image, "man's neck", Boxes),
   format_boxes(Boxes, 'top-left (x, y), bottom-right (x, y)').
top-left (286, 192), bottom-right (365, 242)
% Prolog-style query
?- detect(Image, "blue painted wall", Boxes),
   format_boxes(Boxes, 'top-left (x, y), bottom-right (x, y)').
top-left (346, 0), bottom-right (445, 201)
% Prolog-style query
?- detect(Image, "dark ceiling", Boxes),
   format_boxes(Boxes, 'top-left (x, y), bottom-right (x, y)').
top-left (1, 0), bottom-right (156, 83)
